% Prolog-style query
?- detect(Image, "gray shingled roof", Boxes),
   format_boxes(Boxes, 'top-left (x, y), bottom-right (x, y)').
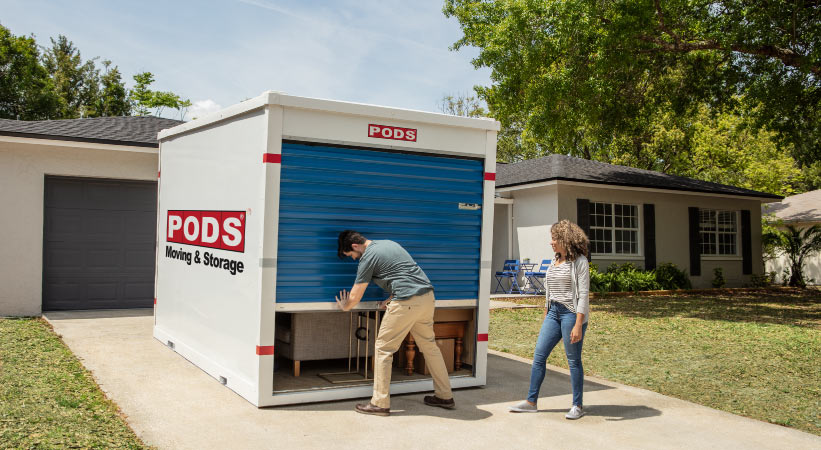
top-left (762, 189), bottom-right (821, 223)
top-left (497, 154), bottom-right (782, 200)
top-left (0, 116), bottom-right (184, 147)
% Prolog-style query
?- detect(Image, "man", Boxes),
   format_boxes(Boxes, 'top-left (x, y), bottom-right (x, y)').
top-left (335, 230), bottom-right (455, 416)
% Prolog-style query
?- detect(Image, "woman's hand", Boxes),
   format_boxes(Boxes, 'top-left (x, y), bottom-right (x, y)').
top-left (570, 323), bottom-right (583, 344)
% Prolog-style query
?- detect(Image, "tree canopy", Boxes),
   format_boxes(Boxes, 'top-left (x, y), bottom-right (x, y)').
top-left (0, 23), bottom-right (188, 120)
top-left (444, 0), bottom-right (820, 193)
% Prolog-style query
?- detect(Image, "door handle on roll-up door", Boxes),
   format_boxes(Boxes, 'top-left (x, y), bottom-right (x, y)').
top-left (459, 203), bottom-right (481, 210)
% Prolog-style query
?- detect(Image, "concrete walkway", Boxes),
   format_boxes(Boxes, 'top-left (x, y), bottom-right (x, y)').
top-left (45, 310), bottom-right (819, 450)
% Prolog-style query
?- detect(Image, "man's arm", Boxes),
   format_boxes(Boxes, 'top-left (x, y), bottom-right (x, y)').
top-left (335, 283), bottom-right (368, 311)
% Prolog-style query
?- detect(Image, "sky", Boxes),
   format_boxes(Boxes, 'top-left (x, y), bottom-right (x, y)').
top-left (1, 0), bottom-right (491, 120)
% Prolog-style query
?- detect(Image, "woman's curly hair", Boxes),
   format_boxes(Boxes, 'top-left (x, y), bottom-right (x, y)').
top-left (551, 219), bottom-right (589, 261)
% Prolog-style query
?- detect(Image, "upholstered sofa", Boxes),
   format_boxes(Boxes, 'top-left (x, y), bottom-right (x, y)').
top-left (275, 311), bottom-right (376, 376)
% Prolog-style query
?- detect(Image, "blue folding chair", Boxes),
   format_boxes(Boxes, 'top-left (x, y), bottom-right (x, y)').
top-left (525, 259), bottom-right (551, 294)
top-left (494, 259), bottom-right (522, 294)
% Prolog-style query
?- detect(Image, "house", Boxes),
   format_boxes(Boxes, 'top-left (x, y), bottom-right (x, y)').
top-left (763, 189), bottom-right (821, 285)
top-left (0, 116), bottom-right (182, 316)
top-left (493, 154), bottom-right (783, 289)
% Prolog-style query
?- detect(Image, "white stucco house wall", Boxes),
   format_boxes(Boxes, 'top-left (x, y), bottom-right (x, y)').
top-left (763, 189), bottom-right (821, 285)
top-left (0, 116), bottom-right (182, 316)
top-left (493, 155), bottom-right (783, 290)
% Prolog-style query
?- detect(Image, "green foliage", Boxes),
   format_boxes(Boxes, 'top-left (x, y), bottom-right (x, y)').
top-left (0, 24), bottom-right (188, 120)
top-left (764, 224), bottom-right (821, 287)
top-left (41, 35), bottom-right (100, 118)
top-left (589, 262), bottom-right (691, 293)
top-left (750, 272), bottom-right (775, 288)
top-left (654, 262), bottom-right (692, 290)
top-left (443, 0), bottom-right (819, 190)
top-left (0, 25), bottom-right (59, 119)
top-left (712, 267), bottom-right (726, 288)
top-left (129, 71), bottom-right (188, 117)
top-left (438, 92), bottom-right (486, 117)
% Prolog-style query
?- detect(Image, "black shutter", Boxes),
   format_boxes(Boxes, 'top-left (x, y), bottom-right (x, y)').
top-left (577, 198), bottom-right (591, 260)
top-left (741, 210), bottom-right (752, 275)
top-left (688, 207), bottom-right (701, 276)
top-left (643, 204), bottom-right (656, 270)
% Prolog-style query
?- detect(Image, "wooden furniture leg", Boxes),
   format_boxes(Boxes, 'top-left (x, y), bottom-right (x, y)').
top-left (404, 335), bottom-right (417, 375)
top-left (294, 360), bottom-right (300, 377)
top-left (455, 337), bottom-right (462, 371)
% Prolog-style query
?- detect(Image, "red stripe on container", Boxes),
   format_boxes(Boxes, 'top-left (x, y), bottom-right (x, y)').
top-left (484, 172), bottom-right (496, 181)
top-left (262, 153), bottom-right (281, 164)
top-left (477, 333), bottom-right (489, 342)
top-left (157, 170), bottom-right (161, 178)
top-left (256, 345), bottom-right (275, 355)
top-left (153, 297), bottom-right (157, 305)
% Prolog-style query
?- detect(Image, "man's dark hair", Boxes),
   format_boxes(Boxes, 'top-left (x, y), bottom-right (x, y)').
top-left (338, 230), bottom-right (367, 259)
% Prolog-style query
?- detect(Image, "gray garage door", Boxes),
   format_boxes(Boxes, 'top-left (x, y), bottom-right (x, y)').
top-left (43, 176), bottom-right (157, 310)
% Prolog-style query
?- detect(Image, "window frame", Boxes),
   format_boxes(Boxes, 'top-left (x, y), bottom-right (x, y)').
top-left (699, 209), bottom-right (741, 259)
top-left (588, 201), bottom-right (643, 259)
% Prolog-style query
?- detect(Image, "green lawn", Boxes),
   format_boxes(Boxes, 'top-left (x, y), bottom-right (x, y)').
top-left (0, 317), bottom-right (150, 449)
top-left (489, 288), bottom-right (821, 435)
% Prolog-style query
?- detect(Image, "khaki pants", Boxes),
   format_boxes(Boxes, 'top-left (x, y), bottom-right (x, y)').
top-left (371, 290), bottom-right (452, 408)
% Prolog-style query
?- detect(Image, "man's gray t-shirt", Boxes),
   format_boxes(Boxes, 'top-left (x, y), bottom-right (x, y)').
top-left (354, 240), bottom-right (433, 300)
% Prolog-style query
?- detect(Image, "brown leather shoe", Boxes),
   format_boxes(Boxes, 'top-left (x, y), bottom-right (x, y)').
top-left (355, 403), bottom-right (390, 416)
top-left (423, 395), bottom-right (455, 409)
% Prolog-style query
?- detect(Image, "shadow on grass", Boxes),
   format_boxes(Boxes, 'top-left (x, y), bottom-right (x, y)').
top-left (594, 289), bottom-right (821, 328)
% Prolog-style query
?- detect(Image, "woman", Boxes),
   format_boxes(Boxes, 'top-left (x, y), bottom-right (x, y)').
top-left (509, 219), bottom-right (590, 419)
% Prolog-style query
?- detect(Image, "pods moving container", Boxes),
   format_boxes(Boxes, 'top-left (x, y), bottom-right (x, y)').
top-left (154, 92), bottom-right (499, 406)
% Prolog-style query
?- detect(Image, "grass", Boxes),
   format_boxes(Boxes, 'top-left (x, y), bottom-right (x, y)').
top-left (489, 288), bottom-right (821, 435)
top-left (0, 317), bottom-right (150, 449)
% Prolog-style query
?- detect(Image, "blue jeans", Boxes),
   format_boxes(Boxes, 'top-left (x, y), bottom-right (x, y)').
top-left (527, 302), bottom-right (587, 406)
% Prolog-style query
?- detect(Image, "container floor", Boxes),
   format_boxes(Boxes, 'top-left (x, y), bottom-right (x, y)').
top-left (273, 357), bottom-right (472, 392)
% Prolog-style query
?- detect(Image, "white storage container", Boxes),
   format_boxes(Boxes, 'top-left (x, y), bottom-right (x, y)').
top-left (154, 91), bottom-right (499, 406)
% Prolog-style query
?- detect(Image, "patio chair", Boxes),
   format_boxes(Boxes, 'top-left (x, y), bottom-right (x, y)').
top-left (494, 259), bottom-right (523, 294)
top-left (525, 259), bottom-right (551, 294)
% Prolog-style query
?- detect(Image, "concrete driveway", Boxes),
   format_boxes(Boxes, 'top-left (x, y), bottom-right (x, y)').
top-left (45, 309), bottom-right (818, 450)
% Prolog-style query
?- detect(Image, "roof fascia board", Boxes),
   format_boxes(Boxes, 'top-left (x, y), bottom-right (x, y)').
top-left (0, 135), bottom-right (158, 154)
top-left (496, 179), bottom-right (781, 202)
top-left (273, 92), bottom-right (500, 131)
top-left (158, 91), bottom-right (501, 141)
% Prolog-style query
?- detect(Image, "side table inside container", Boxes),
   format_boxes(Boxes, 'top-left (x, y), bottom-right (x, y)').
top-left (402, 321), bottom-right (467, 375)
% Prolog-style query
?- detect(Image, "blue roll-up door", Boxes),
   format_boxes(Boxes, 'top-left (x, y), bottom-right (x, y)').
top-left (276, 142), bottom-right (484, 304)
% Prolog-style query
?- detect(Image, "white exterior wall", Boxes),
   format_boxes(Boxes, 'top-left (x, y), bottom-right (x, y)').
top-left (0, 139), bottom-right (157, 316)
top-left (765, 222), bottom-right (821, 285)
top-left (557, 183), bottom-right (765, 288)
top-left (154, 109), bottom-right (269, 403)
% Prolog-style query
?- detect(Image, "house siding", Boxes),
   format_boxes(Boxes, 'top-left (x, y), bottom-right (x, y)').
top-left (0, 141), bottom-right (158, 316)
top-left (555, 184), bottom-right (764, 289)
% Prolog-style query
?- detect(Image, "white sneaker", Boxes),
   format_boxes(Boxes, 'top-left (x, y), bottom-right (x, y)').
top-left (565, 405), bottom-right (584, 420)
top-left (508, 400), bottom-right (538, 413)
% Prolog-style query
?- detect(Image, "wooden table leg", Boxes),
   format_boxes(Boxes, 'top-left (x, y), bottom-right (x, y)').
top-left (454, 338), bottom-right (462, 371)
top-left (404, 335), bottom-right (416, 375)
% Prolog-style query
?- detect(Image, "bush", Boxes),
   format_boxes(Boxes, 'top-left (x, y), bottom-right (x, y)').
top-left (654, 263), bottom-right (692, 290)
top-left (750, 272), bottom-right (774, 287)
top-left (589, 262), bottom-right (673, 293)
top-left (712, 267), bottom-right (726, 288)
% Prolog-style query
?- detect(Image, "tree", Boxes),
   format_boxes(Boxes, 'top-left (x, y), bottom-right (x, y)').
top-left (443, 0), bottom-right (820, 181)
top-left (763, 225), bottom-right (821, 287)
top-left (95, 60), bottom-right (130, 117)
top-left (438, 92), bottom-right (486, 117)
top-left (129, 71), bottom-right (189, 117)
top-left (0, 24), bottom-right (59, 119)
top-left (42, 35), bottom-right (100, 118)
